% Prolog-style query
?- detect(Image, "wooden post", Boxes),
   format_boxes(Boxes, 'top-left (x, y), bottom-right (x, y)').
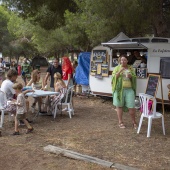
top-left (160, 76), bottom-right (165, 116)
top-left (44, 145), bottom-right (139, 170)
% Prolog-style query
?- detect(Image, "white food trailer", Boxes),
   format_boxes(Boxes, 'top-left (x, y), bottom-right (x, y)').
top-left (89, 32), bottom-right (170, 102)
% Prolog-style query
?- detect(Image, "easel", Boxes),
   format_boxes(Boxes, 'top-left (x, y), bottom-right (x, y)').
top-left (145, 74), bottom-right (164, 116)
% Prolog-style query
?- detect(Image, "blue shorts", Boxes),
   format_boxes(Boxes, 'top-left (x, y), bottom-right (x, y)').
top-left (113, 88), bottom-right (135, 108)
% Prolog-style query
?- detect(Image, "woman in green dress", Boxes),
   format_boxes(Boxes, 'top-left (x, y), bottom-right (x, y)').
top-left (112, 54), bottom-right (137, 129)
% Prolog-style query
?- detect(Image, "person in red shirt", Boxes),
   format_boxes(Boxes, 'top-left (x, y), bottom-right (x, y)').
top-left (62, 57), bottom-right (73, 88)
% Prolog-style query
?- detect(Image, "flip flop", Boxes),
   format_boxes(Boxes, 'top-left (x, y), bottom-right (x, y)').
top-left (133, 123), bottom-right (138, 129)
top-left (119, 123), bottom-right (126, 129)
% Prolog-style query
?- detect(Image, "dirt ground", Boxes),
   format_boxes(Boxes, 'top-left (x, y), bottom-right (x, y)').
top-left (0, 68), bottom-right (170, 170)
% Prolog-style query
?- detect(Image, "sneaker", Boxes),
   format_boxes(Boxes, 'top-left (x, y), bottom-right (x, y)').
top-left (13, 131), bottom-right (20, 135)
top-left (26, 127), bottom-right (34, 134)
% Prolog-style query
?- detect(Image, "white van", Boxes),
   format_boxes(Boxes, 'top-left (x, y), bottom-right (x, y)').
top-left (89, 32), bottom-right (170, 102)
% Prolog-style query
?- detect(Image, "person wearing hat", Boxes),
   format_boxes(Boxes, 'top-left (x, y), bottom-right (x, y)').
top-left (44, 73), bottom-right (67, 115)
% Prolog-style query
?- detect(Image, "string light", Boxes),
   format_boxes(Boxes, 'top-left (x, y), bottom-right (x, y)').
top-left (140, 51), bottom-right (144, 56)
top-left (116, 52), bottom-right (120, 57)
top-left (127, 52), bottom-right (131, 56)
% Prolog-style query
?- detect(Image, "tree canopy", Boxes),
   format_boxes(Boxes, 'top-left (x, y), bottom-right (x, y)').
top-left (1, 0), bottom-right (170, 58)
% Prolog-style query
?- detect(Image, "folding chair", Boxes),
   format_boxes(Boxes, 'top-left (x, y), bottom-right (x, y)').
top-left (54, 86), bottom-right (74, 119)
top-left (0, 90), bottom-right (7, 128)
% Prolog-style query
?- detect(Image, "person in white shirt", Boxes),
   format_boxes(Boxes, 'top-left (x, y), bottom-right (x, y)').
top-left (1, 69), bottom-right (18, 103)
top-left (1, 69), bottom-right (33, 121)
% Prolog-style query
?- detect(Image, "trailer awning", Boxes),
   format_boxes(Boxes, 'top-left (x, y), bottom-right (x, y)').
top-left (101, 42), bottom-right (148, 49)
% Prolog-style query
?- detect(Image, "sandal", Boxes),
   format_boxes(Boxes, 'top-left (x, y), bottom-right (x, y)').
top-left (26, 127), bottom-right (34, 134)
top-left (133, 123), bottom-right (138, 129)
top-left (119, 123), bottom-right (126, 129)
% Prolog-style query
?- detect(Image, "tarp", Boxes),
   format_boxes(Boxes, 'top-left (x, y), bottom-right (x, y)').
top-left (75, 52), bottom-right (91, 85)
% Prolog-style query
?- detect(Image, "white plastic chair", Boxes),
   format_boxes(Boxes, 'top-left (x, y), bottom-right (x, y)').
top-left (0, 90), bottom-right (7, 128)
top-left (137, 93), bottom-right (165, 137)
top-left (54, 86), bottom-right (74, 119)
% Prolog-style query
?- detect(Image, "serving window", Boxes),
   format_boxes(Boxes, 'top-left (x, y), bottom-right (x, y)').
top-left (160, 57), bottom-right (170, 79)
top-left (111, 50), bottom-right (148, 79)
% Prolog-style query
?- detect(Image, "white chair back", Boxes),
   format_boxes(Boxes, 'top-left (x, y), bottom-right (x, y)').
top-left (0, 90), bottom-right (7, 128)
top-left (53, 85), bottom-right (74, 119)
top-left (139, 93), bottom-right (156, 117)
top-left (138, 93), bottom-right (165, 137)
top-left (0, 90), bottom-right (7, 109)
top-left (63, 86), bottom-right (74, 104)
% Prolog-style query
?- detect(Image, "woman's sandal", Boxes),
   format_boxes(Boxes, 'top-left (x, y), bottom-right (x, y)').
top-left (26, 127), bottom-right (34, 134)
top-left (133, 123), bottom-right (138, 129)
top-left (119, 123), bottom-right (126, 129)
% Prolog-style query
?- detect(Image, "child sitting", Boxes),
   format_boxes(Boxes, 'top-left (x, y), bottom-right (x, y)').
top-left (12, 83), bottom-right (34, 135)
top-left (27, 69), bottom-right (44, 111)
top-left (44, 73), bottom-right (67, 115)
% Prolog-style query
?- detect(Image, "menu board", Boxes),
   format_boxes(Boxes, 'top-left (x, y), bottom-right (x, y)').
top-left (91, 50), bottom-right (109, 77)
top-left (145, 74), bottom-right (160, 97)
top-left (136, 68), bottom-right (147, 78)
top-left (145, 74), bottom-right (164, 116)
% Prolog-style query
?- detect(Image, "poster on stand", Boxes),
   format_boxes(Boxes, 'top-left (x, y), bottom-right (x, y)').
top-left (91, 50), bottom-right (109, 77)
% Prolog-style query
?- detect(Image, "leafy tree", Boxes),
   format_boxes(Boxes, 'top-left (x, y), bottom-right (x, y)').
top-left (2, 0), bottom-right (77, 30)
top-left (62, 10), bottom-right (91, 51)
top-left (2, 0), bottom-right (170, 59)
top-left (0, 6), bottom-right (11, 52)
top-left (7, 12), bottom-right (38, 59)
top-left (139, 0), bottom-right (170, 36)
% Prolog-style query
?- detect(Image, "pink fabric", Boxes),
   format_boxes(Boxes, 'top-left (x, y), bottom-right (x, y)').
top-left (140, 100), bottom-right (153, 115)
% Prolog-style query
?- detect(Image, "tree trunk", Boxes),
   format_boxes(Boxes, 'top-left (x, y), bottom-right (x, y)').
top-left (152, 0), bottom-right (169, 37)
